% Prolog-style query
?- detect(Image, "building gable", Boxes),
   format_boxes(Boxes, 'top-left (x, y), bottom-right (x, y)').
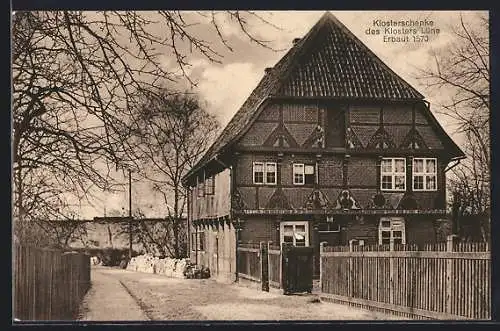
top-left (183, 12), bottom-right (464, 185)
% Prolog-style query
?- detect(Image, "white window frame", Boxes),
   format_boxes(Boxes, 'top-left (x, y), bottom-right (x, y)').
top-left (253, 162), bottom-right (277, 185)
top-left (412, 158), bottom-right (437, 191)
top-left (293, 163), bottom-right (305, 185)
top-left (378, 217), bottom-right (406, 245)
top-left (265, 162), bottom-right (277, 185)
top-left (380, 157), bottom-right (406, 192)
top-left (280, 221), bottom-right (309, 247)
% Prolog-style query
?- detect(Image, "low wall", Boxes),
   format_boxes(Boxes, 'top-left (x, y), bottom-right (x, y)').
top-left (126, 254), bottom-right (190, 278)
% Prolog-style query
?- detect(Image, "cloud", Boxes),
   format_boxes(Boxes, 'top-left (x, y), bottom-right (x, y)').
top-left (194, 61), bottom-right (271, 126)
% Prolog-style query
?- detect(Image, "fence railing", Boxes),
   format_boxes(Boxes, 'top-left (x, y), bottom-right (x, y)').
top-left (13, 244), bottom-right (91, 321)
top-left (319, 236), bottom-right (491, 320)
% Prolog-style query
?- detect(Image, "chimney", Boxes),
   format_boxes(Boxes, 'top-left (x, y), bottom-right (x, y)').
top-left (292, 37), bottom-right (301, 45)
top-left (264, 67), bottom-right (273, 74)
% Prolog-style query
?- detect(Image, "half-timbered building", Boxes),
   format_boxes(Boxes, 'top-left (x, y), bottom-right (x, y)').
top-left (182, 12), bottom-right (465, 282)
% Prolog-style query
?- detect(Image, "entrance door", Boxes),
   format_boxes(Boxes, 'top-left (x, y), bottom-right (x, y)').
top-left (281, 245), bottom-right (314, 294)
top-left (280, 221), bottom-right (313, 294)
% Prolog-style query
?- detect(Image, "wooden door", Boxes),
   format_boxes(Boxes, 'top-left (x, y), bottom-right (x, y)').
top-left (281, 244), bottom-right (314, 294)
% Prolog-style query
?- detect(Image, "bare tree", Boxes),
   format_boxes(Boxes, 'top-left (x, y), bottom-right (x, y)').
top-left (415, 13), bottom-right (489, 241)
top-left (12, 11), bottom-right (277, 246)
top-left (133, 89), bottom-right (220, 257)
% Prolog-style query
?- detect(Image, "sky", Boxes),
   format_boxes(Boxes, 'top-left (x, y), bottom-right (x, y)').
top-left (74, 10), bottom-right (488, 218)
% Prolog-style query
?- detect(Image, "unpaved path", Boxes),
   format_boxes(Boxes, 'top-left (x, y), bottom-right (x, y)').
top-left (78, 267), bottom-right (149, 321)
top-left (78, 266), bottom-right (401, 321)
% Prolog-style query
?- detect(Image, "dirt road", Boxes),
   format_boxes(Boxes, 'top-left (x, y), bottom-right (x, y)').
top-left (78, 267), bottom-right (400, 321)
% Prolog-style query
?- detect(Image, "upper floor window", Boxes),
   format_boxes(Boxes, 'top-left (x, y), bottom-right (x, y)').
top-left (253, 162), bottom-right (277, 185)
top-left (205, 175), bottom-right (215, 195)
top-left (293, 164), bottom-right (304, 185)
top-left (413, 158), bottom-right (437, 191)
top-left (197, 179), bottom-right (204, 197)
top-left (381, 158), bottom-right (406, 191)
top-left (293, 163), bottom-right (315, 185)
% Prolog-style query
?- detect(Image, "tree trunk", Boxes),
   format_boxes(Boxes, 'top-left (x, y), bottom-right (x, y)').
top-left (173, 186), bottom-right (180, 258)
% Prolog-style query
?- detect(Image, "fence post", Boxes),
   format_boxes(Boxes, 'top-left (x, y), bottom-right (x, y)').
top-left (281, 243), bottom-right (288, 295)
top-left (319, 242), bottom-right (326, 293)
top-left (348, 240), bottom-right (356, 298)
top-left (260, 241), bottom-right (269, 292)
top-left (389, 240), bottom-right (394, 305)
top-left (267, 241), bottom-right (272, 288)
top-left (446, 234), bottom-right (458, 314)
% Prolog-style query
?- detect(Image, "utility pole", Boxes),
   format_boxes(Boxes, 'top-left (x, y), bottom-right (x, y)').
top-left (128, 169), bottom-right (133, 260)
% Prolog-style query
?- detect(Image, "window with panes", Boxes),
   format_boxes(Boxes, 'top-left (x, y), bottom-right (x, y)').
top-left (205, 175), bottom-right (215, 195)
top-left (253, 162), bottom-right (277, 185)
top-left (378, 217), bottom-right (406, 245)
top-left (413, 158), bottom-right (437, 191)
top-left (197, 179), bottom-right (204, 197)
top-left (280, 222), bottom-right (309, 247)
top-left (381, 158), bottom-right (406, 191)
top-left (191, 231), bottom-right (206, 251)
top-left (293, 163), bottom-right (315, 185)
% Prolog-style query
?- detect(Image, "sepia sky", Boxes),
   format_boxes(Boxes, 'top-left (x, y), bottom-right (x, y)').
top-left (75, 10), bottom-right (488, 218)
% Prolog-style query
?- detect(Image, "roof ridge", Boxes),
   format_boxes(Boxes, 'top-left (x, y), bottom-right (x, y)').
top-left (272, 12), bottom-right (333, 95)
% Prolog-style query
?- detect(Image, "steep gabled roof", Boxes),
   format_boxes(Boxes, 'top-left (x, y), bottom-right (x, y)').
top-left (278, 13), bottom-right (424, 99)
top-left (183, 12), bottom-right (428, 183)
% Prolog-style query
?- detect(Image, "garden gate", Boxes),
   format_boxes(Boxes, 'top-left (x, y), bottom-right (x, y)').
top-left (281, 244), bottom-right (314, 294)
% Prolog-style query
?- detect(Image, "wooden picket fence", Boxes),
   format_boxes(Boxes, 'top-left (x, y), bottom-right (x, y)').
top-left (13, 244), bottom-right (91, 321)
top-left (268, 244), bottom-right (282, 289)
top-left (237, 242), bottom-right (262, 283)
top-left (237, 242), bottom-right (283, 291)
top-left (319, 236), bottom-right (491, 320)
